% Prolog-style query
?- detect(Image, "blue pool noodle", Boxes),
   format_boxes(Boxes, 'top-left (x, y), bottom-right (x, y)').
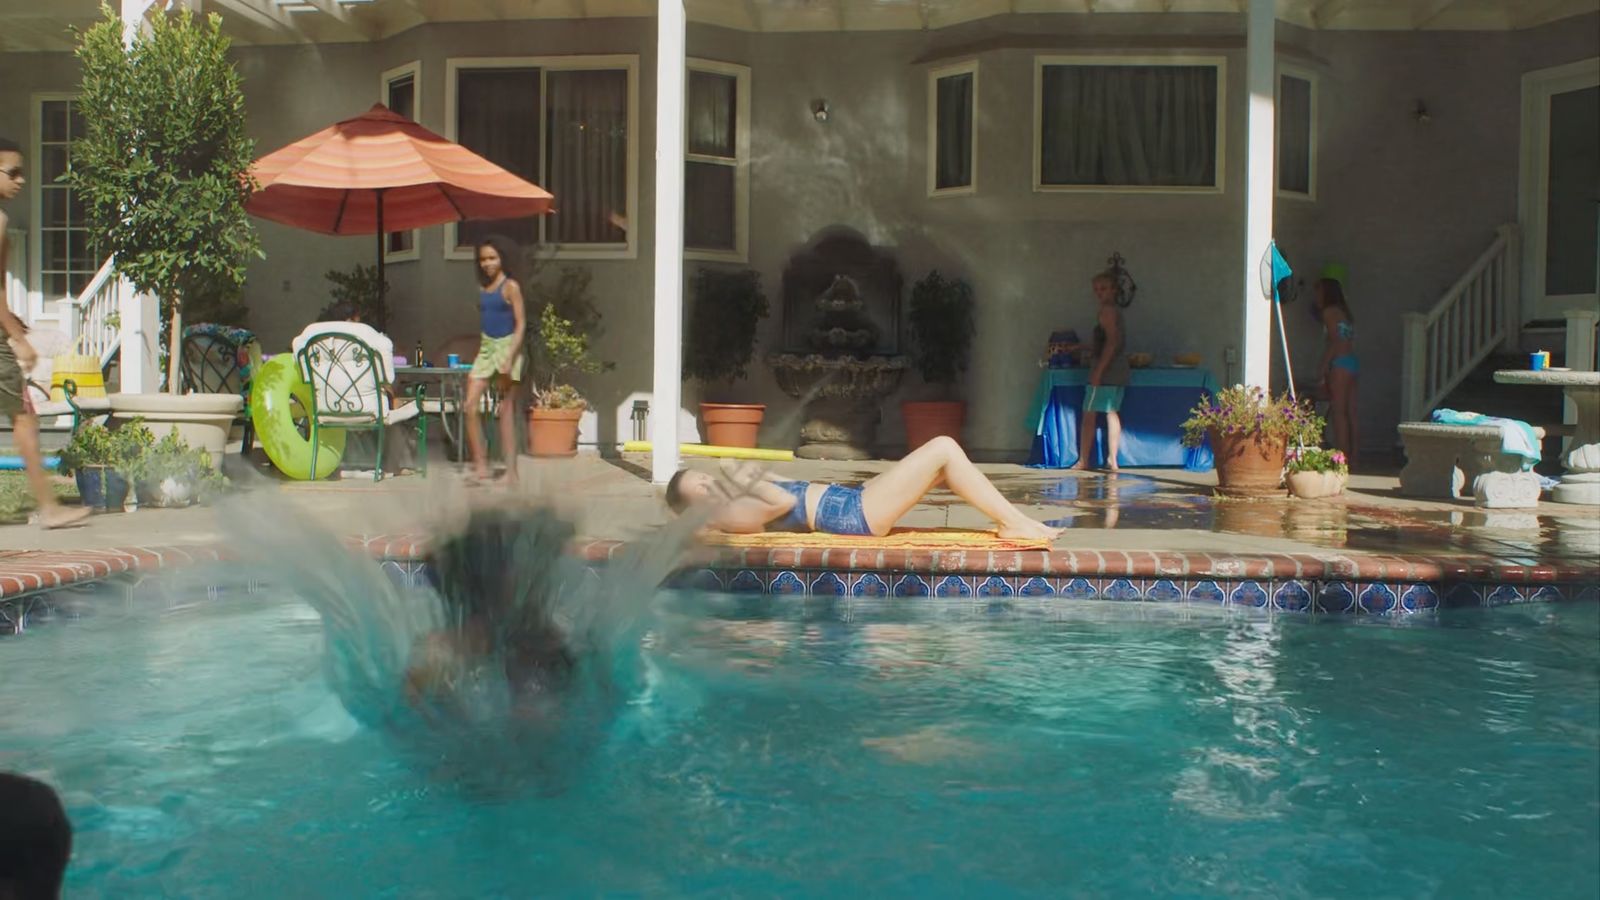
top-left (0, 455), bottom-right (62, 470)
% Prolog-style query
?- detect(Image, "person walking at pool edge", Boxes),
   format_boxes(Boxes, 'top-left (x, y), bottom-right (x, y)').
top-left (466, 236), bottom-right (526, 486)
top-left (0, 771), bottom-right (74, 899)
top-left (0, 137), bottom-right (89, 529)
top-left (1070, 271), bottom-right (1130, 473)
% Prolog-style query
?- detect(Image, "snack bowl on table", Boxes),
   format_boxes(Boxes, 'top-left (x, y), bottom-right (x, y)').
top-left (1173, 353), bottom-right (1203, 367)
top-left (1127, 352), bottom-right (1153, 368)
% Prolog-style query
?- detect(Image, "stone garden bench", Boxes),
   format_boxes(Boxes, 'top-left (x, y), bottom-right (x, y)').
top-left (1397, 421), bottom-right (1546, 503)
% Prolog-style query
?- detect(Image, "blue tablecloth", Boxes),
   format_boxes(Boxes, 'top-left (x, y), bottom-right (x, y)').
top-left (1026, 367), bottom-right (1220, 470)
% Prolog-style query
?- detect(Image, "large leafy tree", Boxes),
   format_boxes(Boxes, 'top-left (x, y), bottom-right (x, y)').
top-left (70, 5), bottom-right (259, 391)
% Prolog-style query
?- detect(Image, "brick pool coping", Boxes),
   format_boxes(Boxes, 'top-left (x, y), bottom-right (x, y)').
top-left (2, 536), bottom-right (1596, 603)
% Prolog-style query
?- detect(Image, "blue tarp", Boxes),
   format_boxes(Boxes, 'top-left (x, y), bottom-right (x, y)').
top-left (1026, 368), bottom-right (1220, 470)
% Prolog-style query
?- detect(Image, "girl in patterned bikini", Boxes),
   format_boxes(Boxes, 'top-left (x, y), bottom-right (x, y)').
top-left (665, 436), bottom-right (1061, 542)
top-left (1313, 278), bottom-right (1358, 465)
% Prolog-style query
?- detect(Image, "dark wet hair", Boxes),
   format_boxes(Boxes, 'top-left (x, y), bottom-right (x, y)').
top-left (326, 301), bottom-right (357, 322)
top-left (426, 506), bottom-right (577, 694)
top-left (1314, 278), bottom-right (1354, 323)
top-left (0, 772), bottom-right (72, 900)
top-left (664, 469), bottom-right (690, 513)
top-left (474, 236), bottom-right (518, 287)
top-left (0, 137), bottom-right (20, 155)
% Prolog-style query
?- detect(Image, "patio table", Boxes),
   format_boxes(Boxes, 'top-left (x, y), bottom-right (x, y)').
top-left (1492, 368), bottom-right (1600, 505)
top-left (395, 366), bottom-right (471, 455)
top-left (1026, 367), bottom-right (1218, 470)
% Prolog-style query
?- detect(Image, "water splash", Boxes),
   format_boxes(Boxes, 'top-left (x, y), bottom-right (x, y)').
top-left (222, 488), bottom-right (702, 793)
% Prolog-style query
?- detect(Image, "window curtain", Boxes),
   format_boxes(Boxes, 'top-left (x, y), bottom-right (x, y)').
top-left (546, 69), bottom-right (629, 245)
top-left (1278, 75), bottom-right (1312, 195)
top-left (935, 72), bottom-right (973, 190)
top-left (688, 71), bottom-right (735, 158)
top-left (1040, 65), bottom-right (1217, 187)
top-left (686, 70), bottom-right (736, 250)
top-left (456, 69), bottom-right (541, 249)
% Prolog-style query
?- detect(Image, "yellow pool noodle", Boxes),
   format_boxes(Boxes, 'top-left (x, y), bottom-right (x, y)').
top-left (623, 441), bottom-right (794, 461)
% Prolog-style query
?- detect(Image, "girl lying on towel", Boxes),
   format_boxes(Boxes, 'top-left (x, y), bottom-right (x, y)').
top-left (665, 436), bottom-right (1061, 542)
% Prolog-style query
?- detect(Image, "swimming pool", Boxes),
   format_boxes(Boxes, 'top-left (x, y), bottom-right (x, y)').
top-left (2, 589), bottom-right (1596, 898)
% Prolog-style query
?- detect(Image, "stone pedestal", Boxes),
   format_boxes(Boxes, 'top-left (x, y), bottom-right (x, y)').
top-left (1472, 471), bottom-right (1541, 509)
top-left (1493, 369), bottom-right (1600, 506)
top-left (795, 398), bottom-right (883, 460)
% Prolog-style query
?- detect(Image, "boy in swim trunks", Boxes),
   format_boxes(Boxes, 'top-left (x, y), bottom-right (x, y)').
top-left (0, 137), bottom-right (89, 529)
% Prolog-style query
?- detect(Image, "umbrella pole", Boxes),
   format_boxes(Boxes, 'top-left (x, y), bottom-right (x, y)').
top-left (375, 188), bottom-right (386, 333)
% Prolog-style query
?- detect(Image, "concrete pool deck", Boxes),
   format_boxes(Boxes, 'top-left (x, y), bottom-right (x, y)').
top-left (2, 453), bottom-right (1597, 613)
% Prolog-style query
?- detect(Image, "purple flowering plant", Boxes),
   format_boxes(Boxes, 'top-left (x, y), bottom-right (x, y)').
top-left (1286, 446), bottom-right (1348, 475)
top-left (1181, 384), bottom-right (1324, 448)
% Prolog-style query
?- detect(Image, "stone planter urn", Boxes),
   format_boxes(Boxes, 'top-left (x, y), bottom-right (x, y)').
top-left (769, 353), bottom-right (907, 459)
top-left (109, 393), bottom-right (243, 469)
top-left (1287, 469), bottom-right (1347, 499)
top-left (1209, 429), bottom-right (1286, 497)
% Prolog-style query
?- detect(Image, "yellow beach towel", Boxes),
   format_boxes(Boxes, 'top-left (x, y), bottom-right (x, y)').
top-left (702, 528), bottom-right (1053, 551)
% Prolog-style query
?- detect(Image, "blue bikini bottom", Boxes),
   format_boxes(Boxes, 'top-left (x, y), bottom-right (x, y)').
top-left (772, 481), bottom-right (873, 536)
top-left (1330, 354), bottom-right (1359, 374)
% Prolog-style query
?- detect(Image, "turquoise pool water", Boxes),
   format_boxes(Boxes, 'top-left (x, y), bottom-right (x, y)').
top-left (1, 593), bottom-right (1596, 898)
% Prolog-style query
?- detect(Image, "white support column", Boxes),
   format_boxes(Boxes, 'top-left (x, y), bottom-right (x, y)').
top-left (118, 283), bottom-right (160, 394)
top-left (650, 0), bottom-right (686, 484)
top-left (1241, 0), bottom-right (1276, 390)
top-left (120, 0), bottom-right (159, 46)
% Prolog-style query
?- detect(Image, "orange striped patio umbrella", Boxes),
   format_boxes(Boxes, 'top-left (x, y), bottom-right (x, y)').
top-left (246, 104), bottom-right (554, 306)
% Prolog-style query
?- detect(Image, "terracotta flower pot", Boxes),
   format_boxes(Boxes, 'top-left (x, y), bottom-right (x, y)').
top-left (1287, 469), bottom-right (1347, 499)
top-left (699, 403), bottom-right (766, 449)
top-left (527, 407), bottom-right (583, 457)
top-left (1208, 428), bottom-right (1286, 497)
top-left (902, 400), bottom-right (966, 451)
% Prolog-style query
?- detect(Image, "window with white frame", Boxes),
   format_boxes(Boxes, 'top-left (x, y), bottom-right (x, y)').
top-left (447, 56), bottom-right (637, 259)
top-left (685, 59), bottom-right (749, 260)
top-left (1276, 70), bottom-right (1316, 199)
top-left (929, 61), bottom-right (977, 195)
top-left (382, 61), bottom-right (421, 261)
top-left (1035, 57), bottom-right (1224, 191)
top-left (34, 97), bottom-right (97, 300)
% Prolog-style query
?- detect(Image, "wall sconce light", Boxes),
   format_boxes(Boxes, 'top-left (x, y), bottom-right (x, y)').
top-left (812, 100), bottom-right (829, 123)
top-left (1412, 100), bottom-right (1431, 124)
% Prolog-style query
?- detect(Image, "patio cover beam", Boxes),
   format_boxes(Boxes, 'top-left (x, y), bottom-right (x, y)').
top-left (651, 0), bottom-right (686, 484)
top-left (1241, 0), bottom-right (1273, 389)
top-left (288, 0), bottom-right (380, 40)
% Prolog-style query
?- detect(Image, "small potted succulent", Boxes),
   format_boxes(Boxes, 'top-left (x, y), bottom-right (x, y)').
top-left (526, 304), bottom-right (603, 457)
top-left (1182, 385), bottom-right (1323, 497)
top-left (130, 427), bottom-right (230, 508)
top-left (902, 270), bottom-right (975, 450)
top-left (57, 419), bottom-right (153, 512)
top-left (683, 267), bottom-right (770, 448)
top-left (1285, 446), bottom-right (1348, 499)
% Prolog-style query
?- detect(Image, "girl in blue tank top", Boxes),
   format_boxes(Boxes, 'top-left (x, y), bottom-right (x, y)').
top-left (466, 237), bottom-right (527, 485)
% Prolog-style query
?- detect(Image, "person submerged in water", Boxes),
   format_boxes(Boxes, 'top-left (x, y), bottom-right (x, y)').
top-left (665, 436), bottom-right (1061, 542)
top-left (402, 506), bottom-right (582, 723)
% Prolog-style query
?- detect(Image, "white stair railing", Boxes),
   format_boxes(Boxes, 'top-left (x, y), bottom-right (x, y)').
top-left (1400, 224), bottom-right (1521, 422)
top-left (66, 255), bottom-right (125, 369)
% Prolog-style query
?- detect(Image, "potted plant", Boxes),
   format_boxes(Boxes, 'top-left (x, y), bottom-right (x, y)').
top-left (1182, 385), bottom-right (1323, 497)
top-left (526, 305), bottom-right (603, 457)
top-left (318, 264), bottom-right (390, 330)
top-left (130, 427), bottom-right (231, 508)
top-left (683, 267), bottom-right (770, 448)
top-left (1285, 446), bottom-right (1349, 499)
top-left (902, 270), bottom-right (975, 450)
top-left (70, 8), bottom-right (257, 457)
top-left (57, 419), bottom-right (153, 513)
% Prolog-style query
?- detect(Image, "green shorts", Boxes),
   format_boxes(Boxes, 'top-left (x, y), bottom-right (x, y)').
top-left (470, 333), bottom-right (524, 382)
top-left (1083, 385), bottom-right (1125, 414)
top-left (0, 338), bottom-right (30, 418)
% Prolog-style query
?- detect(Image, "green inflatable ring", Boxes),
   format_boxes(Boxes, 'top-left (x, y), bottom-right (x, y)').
top-left (250, 354), bottom-right (346, 480)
